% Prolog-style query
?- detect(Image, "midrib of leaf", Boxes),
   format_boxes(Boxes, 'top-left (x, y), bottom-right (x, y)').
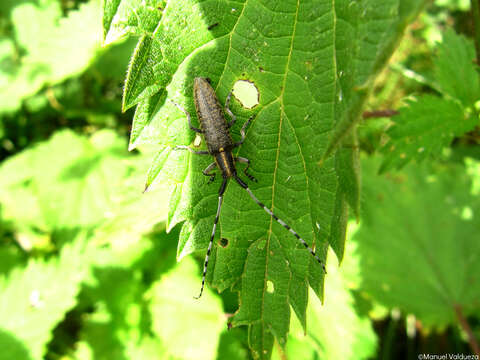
top-left (262, 0), bottom-right (298, 341)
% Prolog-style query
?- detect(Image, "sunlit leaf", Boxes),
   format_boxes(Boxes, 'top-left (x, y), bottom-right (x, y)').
top-left (273, 250), bottom-right (377, 360)
top-left (0, 235), bottom-right (92, 360)
top-left (103, 0), bottom-right (165, 45)
top-left (0, 0), bottom-right (102, 114)
top-left (120, 0), bottom-right (425, 356)
top-left (150, 258), bottom-right (225, 360)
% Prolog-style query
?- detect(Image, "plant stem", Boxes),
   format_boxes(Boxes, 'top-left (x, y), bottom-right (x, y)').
top-left (454, 304), bottom-right (480, 356)
top-left (362, 109), bottom-right (399, 119)
top-left (472, 0), bottom-right (480, 63)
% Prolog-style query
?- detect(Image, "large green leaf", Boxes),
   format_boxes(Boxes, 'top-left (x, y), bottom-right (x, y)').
top-left (0, 234), bottom-right (92, 360)
top-left (0, 0), bottom-right (103, 114)
top-left (434, 29), bottom-right (480, 108)
top-left (0, 129), bottom-right (170, 251)
top-left (0, 130), bottom-right (127, 232)
top-left (355, 156), bottom-right (480, 327)
top-left (272, 250), bottom-right (377, 360)
top-left (380, 95), bottom-right (477, 172)
top-left (116, 0), bottom-right (425, 356)
top-left (380, 29), bottom-right (480, 172)
top-left (149, 258), bottom-right (225, 360)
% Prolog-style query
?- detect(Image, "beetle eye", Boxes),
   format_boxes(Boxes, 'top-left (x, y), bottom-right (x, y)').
top-left (205, 77), bottom-right (212, 84)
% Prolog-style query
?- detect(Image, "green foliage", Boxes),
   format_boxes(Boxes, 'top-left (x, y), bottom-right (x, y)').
top-left (434, 30), bottom-right (480, 107)
top-left (0, 0), bottom-right (478, 359)
top-left (0, 130), bottom-right (128, 234)
top-left (111, 0), bottom-right (434, 357)
top-left (103, 0), bottom-right (165, 45)
top-left (0, 0), bottom-right (103, 114)
top-left (0, 126), bottom-right (173, 359)
top-left (272, 251), bottom-right (377, 360)
top-left (0, 234), bottom-right (92, 360)
top-left (113, 0), bottom-right (427, 356)
top-left (380, 95), bottom-right (475, 172)
top-left (150, 258), bottom-right (225, 359)
top-left (356, 156), bottom-right (480, 326)
top-left (380, 29), bottom-right (479, 172)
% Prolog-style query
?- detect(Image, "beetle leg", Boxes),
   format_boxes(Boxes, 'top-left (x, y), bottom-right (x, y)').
top-left (174, 145), bottom-right (209, 155)
top-left (195, 178), bottom-right (228, 299)
top-left (225, 91), bottom-right (236, 128)
top-left (170, 100), bottom-right (203, 133)
top-left (233, 115), bottom-right (254, 147)
top-left (203, 162), bottom-right (217, 184)
top-left (236, 157), bottom-right (257, 182)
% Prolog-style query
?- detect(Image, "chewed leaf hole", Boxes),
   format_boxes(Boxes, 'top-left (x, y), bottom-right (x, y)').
top-left (193, 134), bottom-right (202, 147)
top-left (232, 80), bottom-right (259, 109)
top-left (219, 238), bottom-right (229, 248)
top-left (266, 280), bottom-right (274, 293)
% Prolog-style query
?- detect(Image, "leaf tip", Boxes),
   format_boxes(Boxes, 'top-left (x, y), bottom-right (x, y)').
top-left (143, 182), bottom-right (151, 193)
top-left (128, 141), bottom-right (137, 152)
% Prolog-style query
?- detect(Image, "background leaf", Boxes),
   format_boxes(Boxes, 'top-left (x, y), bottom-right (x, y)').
top-left (434, 29), bottom-right (480, 107)
top-left (0, 0), bottom-right (103, 114)
top-left (150, 258), bottom-right (225, 360)
top-left (380, 28), bottom-right (480, 172)
top-left (380, 95), bottom-right (476, 172)
top-left (272, 250), bottom-right (377, 360)
top-left (0, 235), bottom-right (92, 360)
top-left (355, 156), bottom-right (480, 326)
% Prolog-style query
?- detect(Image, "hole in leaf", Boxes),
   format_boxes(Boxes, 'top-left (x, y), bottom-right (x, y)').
top-left (266, 280), bottom-right (274, 293)
top-left (257, 239), bottom-right (266, 250)
top-left (219, 238), bottom-right (229, 248)
top-left (193, 134), bottom-right (202, 147)
top-left (232, 80), bottom-right (259, 109)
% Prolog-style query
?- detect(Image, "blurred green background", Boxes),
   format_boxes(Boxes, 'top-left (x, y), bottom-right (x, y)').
top-left (0, 0), bottom-right (479, 359)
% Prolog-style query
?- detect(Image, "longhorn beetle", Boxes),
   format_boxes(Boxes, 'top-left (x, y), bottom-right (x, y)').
top-left (173, 77), bottom-right (326, 299)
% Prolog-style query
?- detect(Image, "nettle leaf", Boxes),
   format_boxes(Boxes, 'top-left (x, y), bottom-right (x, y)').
top-left (103, 0), bottom-right (165, 45)
top-left (356, 157), bottom-right (480, 327)
top-left (0, 235), bottom-right (91, 360)
top-left (434, 29), bottom-right (480, 107)
top-left (0, 0), bottom-right (102, 114)
top-left (0, 129), bottom-right (172, 252)
top-left (380, 29), bottom-right (480, 172)
top-left (149, 258), bottom-right (225, 360)
top-left (380, 95), bottom-right (477, 173)
top-left (121, 0), bottom-right (422, 357)
top-left (273, 251), bottom-right (377, 360)
top-left (323, 0), bottom-right (426, 159)
top-left (0, 130), bottom-right (130, 232)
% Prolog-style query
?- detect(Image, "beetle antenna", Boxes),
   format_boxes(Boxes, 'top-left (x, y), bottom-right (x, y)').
top-left (234, 176), bottom-right (326, 272)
